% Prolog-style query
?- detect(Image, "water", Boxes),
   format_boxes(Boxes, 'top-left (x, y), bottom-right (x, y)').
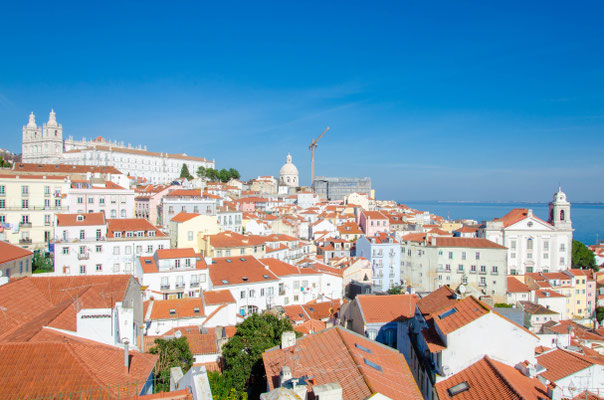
top-left (402, 201), bottom-right (604, 245)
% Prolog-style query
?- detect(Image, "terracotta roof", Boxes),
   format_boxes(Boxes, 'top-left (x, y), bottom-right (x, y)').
top-left (170, 212), bottom-right (203, 223)
top-left (202, 290), bottom-right (236, 305)
top-left (146, 298), bottom-right (205, 320)
top-left (0, 329), bottom-right (157, 399)
top-left (434, 237), bottom-right (507, 249)
top-left (57, 212), bottom-right (106, 227)
top-left (520, 301), bottom-right (559, 315)
top-left (148, 325), bottom-right (236, 355)
top-left (535, 289), bottom-right (565, 299)
top-left (107, 218), bottom-right (165, 238)
top-left (262, 327), bottom-right (422, 400)
top-left (0, 241), bottom-right (32, 264)
top-left (205, 231), bottom-right (266, 248)
top-left (401, 233), bottom-right (428, 242)
top-left (416, 285), bottom-right (458, 316)
top-left (356, 294), bottom-right (418, 323)
top-left (12, 163), bottom-right (123, 175)
top-left (435, 356), bottom-right (547, 400)
top-left (302, 299), bottom-right (341, 321)
top-left (0, 275), bottom-right (132, 340)
top-left (433, 296), bottom-right (490, 335)
top-left (507, 277), bottom-right (531, 293)
top-left (156, 248), bottom-right (199, 259)
top-left (208, 256), bottom-right (279, 286)
top-left (293, 319), bottom-right (326, 335)
top-left (495, 208), bottom-right (551, 229)
top-left (537, 348), bottom-right (601, 382)
top-left (361, 210), bottom-right (388, 220)
top-left (261, 258), bottom-right (317, 277)
top-left (422, 323), bottom-right (447, 353)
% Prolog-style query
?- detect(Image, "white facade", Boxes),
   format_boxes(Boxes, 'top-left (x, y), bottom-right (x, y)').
top-left (479, 188), bottom-right (573, 275)
top-left (279, 154), bottom-right (299, 187)
top-left (356, 235), bottom-right (401, 292)
top-left (21, 111), bottom-right (214, 184)
top-left (66, 182), bottom-right (135, 219)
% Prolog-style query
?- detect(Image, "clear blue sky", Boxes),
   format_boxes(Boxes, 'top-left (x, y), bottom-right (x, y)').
top-left (1, 1), bottom-right (603, 202)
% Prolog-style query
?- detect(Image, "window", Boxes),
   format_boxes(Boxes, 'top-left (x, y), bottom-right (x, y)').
top-left (88, 197), bottom-right (94, 204)
top-left (120, 210), bottom-right (126, 218)
top-left (511, 253), bottom-right (516, 259)
top-left (99, 197), bottom-right (105, 205)
top-left (438, 250), bottom-right (443, 256)
top-left (510, 240), bottom-right (516, 250)
top-left (560, 243), bottom-right (566, 252)
top-left (96, 264), bottom-right (102, 272)
top-left (475, 251), bottom-right (480, 260)
top-left (174, 259), bottom-right (180, 268)
top-left (113, 247), bottom-right (120, 255)
top-left (249, 289), bottom-right (255, 297)
top-left (96, 229), bottom-right (102, 240)
top-left (110, 210), bottom-right (117, 218)
top-left (445, 264), bottom-right (451, 271)
top-left (113, 263), bottom-right (120, 272)
top-left (492, 266), bottom-right (498, 273)
top-left (188, 231), bottom-right (194, 241)
top-left (22, 186), bottom-right (29, 195)
top-left (470, 265), bottom-right (476, 272)
top-left (62, 247), bottom-right (69, 255)
top-left (448, 252), bottom-right (453, 259)
top-left (0, 185), bottom-right (4, 195)
top-left (79, 230), bottom-right (85, 240)
top-left (136, 245), bottom-right (142, 254)
top-left (0, 200), bottom-right (4, 209)
top-left (22, 199), bottom-right (28, 209)
top-left (55, 199), bottom-right (61, 208)
top-left (461, 251), bottom-right (466, 260)
top-left (240, 291), bottom-right (246, 299)
top-left (147, 245), bottom-right (153, 253)
top-left (77, 197), bottom-right (84, 204)
top-left (80, 265), bottom-right (86, 274)
top-left (96, 245), bottom-right (102, 253)
top-left (457, 264), bottom-right (463, 272)
top-left (260, 288), bottom-right (265, 296)
top-left (560, 257), bottom-right (565, 265)
top-left (125, 247), bottom-right (132, 255)
top-left (480, 277), bottom-right (486, 286)
top-left (527, 238), bottom-right (533, 250)
top-left (543, 241), bottom-right (549, 251)
top-left (480, 265), bottom-right (486, 273)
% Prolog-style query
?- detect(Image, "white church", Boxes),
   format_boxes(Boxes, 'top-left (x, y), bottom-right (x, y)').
top-left (21, 110), bottom-right (215, 184)
top-left (479, 187), bottom-right (573, 274)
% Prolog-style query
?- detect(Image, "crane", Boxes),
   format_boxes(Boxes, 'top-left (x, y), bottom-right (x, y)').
top-left (309, 126), bottom-right (330, 186)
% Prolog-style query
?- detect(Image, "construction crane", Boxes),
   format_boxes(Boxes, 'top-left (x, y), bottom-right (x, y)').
top-left (309, 126), bottom-right (330, 186)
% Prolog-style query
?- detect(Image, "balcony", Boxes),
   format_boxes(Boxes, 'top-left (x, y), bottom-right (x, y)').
top-left (279, 290), bottom-right (286, 296)
top-left (190, 281), bottom-right (200, 287)
top-left (456, 270), bottom-right (465, 274)
top-left (19, 222), bottom-right (32, 228)
top-left (19, 238), bottom-right (32, 245)
top-left (21, 192), bottom-right (29, 198)
top-left (490, 270), bottom-right (499, 275)
top-left (77, 252), bottom-right (90, 260)
top-left (175, 282), bottom-right (186, 289)
top-left (479, 270), bottom-right (487, 275)
top-left (161, 284), bottom-right (171, 290)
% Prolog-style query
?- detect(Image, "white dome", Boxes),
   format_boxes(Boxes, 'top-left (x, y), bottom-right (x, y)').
top-left (280, 154), bottom-right (298, 176)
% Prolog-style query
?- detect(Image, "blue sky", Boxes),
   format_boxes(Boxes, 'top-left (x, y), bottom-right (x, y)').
top-left (0, 1), bottom-right (603, 201)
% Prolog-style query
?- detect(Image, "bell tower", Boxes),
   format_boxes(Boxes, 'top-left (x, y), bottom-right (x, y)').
top-left (22, 112), bottom-right (42, 163)
top-left (21, 110), bottom-right (64, 164)
top-left (548, 187), bottom-right (572, 231)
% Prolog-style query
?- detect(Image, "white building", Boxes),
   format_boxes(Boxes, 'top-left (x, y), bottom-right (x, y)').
top-left (21, 110), bottom-right (214, 184)
top-left (278, 154), bottom-right (299, 194)
top-left (53, 213), bottom-right (170, 275)
top-left (137, 248), bottom-right (210, 300)
top-left (356, 233), bottom-right (402, 293)
top-left (479, 188), bottom-right (573, 275)
top-left (160, 189), bottom-right (216, 226)
top-left (400, 236), bottom-right (508, 302)
top-left (66, 179), bottom-right (135, 219)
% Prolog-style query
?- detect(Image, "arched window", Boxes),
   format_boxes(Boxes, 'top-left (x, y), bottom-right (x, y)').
top-left (527, 238), bottom-right (533, 250)
top-left (560, 210), bottom-right (565, 221)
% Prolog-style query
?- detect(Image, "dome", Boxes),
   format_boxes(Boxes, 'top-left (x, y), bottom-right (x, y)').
top-left (552, 186), bottom-right (568, 204)
top-left (47, 109), bottom-right (58, 127)
top-left (280, 153), bottom-right (299, 176)
top-left (27, 112), bottom-right (37, 129)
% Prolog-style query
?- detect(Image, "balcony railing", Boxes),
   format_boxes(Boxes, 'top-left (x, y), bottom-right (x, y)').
top-left (19, 222), bottom-right (32, 228)
top-left (160, 284), bottom-right (171, 290)
top-left (479, 270), bottom-right (487, 275)
top-left (77, 253), bottom-right (90, 260)
top-left (175, 282), bottom-right (185, 288)
top-left (190, 282), bottom-right (200, 287)
top-left (1, 206), bottom-right (68, 212)
top-left (19, 238), bottom-right (32, 245)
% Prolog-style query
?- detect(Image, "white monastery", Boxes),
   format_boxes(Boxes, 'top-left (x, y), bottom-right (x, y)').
top-left (22, 110), bottom-right (214, 184)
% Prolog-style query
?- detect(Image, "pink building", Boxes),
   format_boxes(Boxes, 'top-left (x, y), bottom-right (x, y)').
top-left (359, 210), bottom-right (390, 237)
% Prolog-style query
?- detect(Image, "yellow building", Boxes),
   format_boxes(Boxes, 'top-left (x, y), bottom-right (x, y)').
top-left (168, 212), bottom-right (220, 253)
top-left (441, 221), bottom-right (463, 233)
top-left (0, 174), bottom-right (70, 250)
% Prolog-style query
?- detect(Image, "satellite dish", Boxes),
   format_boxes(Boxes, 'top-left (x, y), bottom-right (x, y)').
top-left (459, 284), bottom-right (467, 294)
top-left (174, 330), bottom-right (182, 339)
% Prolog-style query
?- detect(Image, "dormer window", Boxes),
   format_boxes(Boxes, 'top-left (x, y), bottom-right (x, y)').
top-left (115, 232), bottom-right (122, 238)
top-left (169, 309), bottom-right (176, 315)
top-left (126, 231), bottom-right (133, 238)
top-left (148, 231), bottom-right (155, 237)
top-left (194, 307), bottom-right (200, 314)
top-left (76, 215), bottom-right (84, 221)
top-left (137, 231), bottom-right (144, 237)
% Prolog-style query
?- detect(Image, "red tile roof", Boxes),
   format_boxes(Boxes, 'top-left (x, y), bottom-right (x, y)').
top-left (146, 298), bottom-right (205, 320)
top-left (0, 329), bottom-right (157, 399)
top-left (156, 248), bottom-right (199, 259)
top-left (293, 319), bottom-right (326, 335)
top-left (107, 218), bottom-right (165, 238)
top-left (12, 163), bottom-right (123, 175)
top-left (435, 356), bottom-right (547, 400)
top-left (507, 277), bottom-right (531, 293)
top-left (495, 208), bottom-right (551, 228)
top-left (433, 296), bottom-right (490, 335)
top-left (57, 212), bottom-right (106, 227)
top-left (537, 348), bottom-right (601, 382)
top-left (208, 256), bottom-right (279, 286)
top-left (0, 241), bottom-right (32, 264)
top-left (170, 212), bottom-right (203, 223)
top-left (416, 285), bottom-right (458, 316)
top-left (202, 290), bottom-right (236, 305)
top-left (262, 327), bottom-right (422, 400)
top-left (356, 294), bottom-right (418, 323)
top-left (434, 237), bottom-right (507, 249)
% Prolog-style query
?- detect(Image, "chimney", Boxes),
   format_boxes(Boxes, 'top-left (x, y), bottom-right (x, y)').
top-left (431, 237), bottom-right (436, 246)
top-left (279, 366), bottom-right (292, 387)
top-left (123, 339), bottom-right (130, 373)
top-left (281, 331), bottom-right (296, 349)
top-left (313, 382), bottom-right (343, 400)
top-left (527, 209), bottom-right (533, 218)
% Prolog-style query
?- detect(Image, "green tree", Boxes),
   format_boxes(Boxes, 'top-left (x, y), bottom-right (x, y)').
top-left (208, 371), bottom-right (248, 400)
top-left (219, 313), bottom-right (296, 398)
top-left (218, 169), bottom-right (231, 183)
top-left (197, 166), bottom-right (207, 178)
top-left (572, 240), bottom-right (597, 271)
top-left (205, 168), bottom-right (219, 181)
top-left (228, 168), bottom-right (241, 181)
top-left (597, 307), bottom-right (604, 323)
top-left (0, 157), bottom-right (11, 168)
top-left (149, 336), bottom-right (194, 392)
top-left (32, 251), bottom-right (53, 273)
top-left (387, 286), bottom-right (402, 294)
top-left (180, 163), bottom-right (193, 180)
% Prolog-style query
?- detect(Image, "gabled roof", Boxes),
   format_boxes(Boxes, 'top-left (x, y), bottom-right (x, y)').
top-left (107, 218), bottom-right (165, 238)
top-left (0, 329), bottom-right (157, 399)
top-left (537, 348), bottom-right (602, 382)
top-left (434, 237), bottom-right (507, 250)
top-left (435, 356), bottom-right (547, 400)
top-left (202, 290), bottom-right (236, 305)
top-left (495, 208), bottom-right (551, 229)
top-left (170, 212), bottom-right (203, 223)
top-left (262, 327), bottom-right (422, 400)
top-left (507, 277), bottom-right (531, 293)
top-left (57, 212), bottom-right (106, 227)
top-left (416, 285), bottom-right (457, 316)
top-left (0, 241), bottom-right (32, 264)
top-left (356, 294), bottom-right (417, 323)
top-left (208, 256), bottom-right (279, 286)
top-left (432, 296), bottom-right (490, 335)
top-left (145, 298), bottom-right (205, 320)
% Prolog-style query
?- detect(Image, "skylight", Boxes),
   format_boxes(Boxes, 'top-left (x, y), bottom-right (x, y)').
top-left (144, 260), bottom-right (151, 264)
top-left (221, 279), bottom-right (229, 284)
top-left (240, 257), bottom-right (246, 261)
top-left (439, 308), bottom-right (458, 319)
top-left (363, 358), bottom-right (382, 372)
top-left (226, 259), bottom-right (232, 263)
top-left (169, 309), bottom-right (176, 315)
top-left (355, 343), bottom-right (372, 354)
top-left (447, 382), bottom-right (470, 397)
top-left (309, 307), bottom-right (315, 312)
top-left (263, 274), bottom-right (270, 279)
top-left (242, 277), bottom-right (248, 281)
top-left (194, 307), bottom-right (200, 313)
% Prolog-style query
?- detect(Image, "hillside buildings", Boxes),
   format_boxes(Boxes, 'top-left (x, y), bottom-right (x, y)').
top-left (21, 110), bottom-right (214, 184)
top-left (313, 176), bottom-right (372, 201)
